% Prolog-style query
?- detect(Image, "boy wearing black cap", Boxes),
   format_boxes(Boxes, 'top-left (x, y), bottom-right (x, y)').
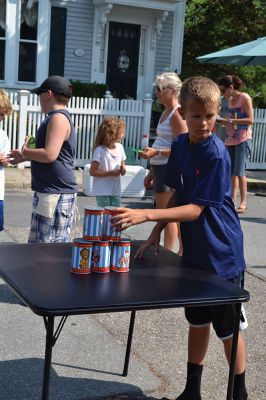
top-left (8, 75), bottom-right (78, 243)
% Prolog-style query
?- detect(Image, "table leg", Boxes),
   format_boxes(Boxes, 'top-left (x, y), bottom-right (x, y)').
top-left (226, 303), bottom-right (241, 400)
top-left (123, 310), bottom-right (136, 376)
top-left (42, 316), bottom-right (55, 400)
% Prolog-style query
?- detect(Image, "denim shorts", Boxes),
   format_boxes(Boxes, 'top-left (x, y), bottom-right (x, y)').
top-left (226, 139), bottom-right (252, 176)
top-left (184, 272), bottom-right (247, 340)
top-left (151, 164), bottom-right (173, 193)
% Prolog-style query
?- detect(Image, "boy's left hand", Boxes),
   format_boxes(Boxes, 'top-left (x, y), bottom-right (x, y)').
top-left (6, 149), bottom-right (25, 165)
top-left (112, 207), bottom-right (149, 230)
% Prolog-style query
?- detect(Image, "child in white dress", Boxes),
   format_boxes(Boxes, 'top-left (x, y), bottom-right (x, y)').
top-left (90, 117), bottom-right (126, 207)
top-left (0, 89), bottom-right (12, 231)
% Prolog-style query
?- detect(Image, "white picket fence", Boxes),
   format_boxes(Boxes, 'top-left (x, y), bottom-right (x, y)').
top-left (1, 90), bottom-right (152, 168)
top-left (247, 108), bottom-right (266, 169)
top-left (1, 90), bottom-right (266, 169)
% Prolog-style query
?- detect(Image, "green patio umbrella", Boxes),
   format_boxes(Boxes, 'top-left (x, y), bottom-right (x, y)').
top-left (197, 37), bottom-right (266, 66)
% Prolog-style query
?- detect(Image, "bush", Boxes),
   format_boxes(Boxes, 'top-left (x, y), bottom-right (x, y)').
top-left (70, 80), bottom-right (108, 98)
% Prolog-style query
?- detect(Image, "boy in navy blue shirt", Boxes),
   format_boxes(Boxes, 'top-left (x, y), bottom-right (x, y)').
top-left (114, 76), bottom-right (248, 400)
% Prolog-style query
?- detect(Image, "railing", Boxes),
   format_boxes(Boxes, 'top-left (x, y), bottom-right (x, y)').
top-left (1, 90), bottom-right (152, 168)
top-left (1, 90), bottom-right (266, 169)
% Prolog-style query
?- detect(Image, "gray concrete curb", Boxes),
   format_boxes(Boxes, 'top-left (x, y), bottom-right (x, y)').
top-left (4, 167), bottom-right (266, 192)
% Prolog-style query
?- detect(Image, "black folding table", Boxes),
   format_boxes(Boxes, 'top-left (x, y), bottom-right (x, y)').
top-left (0, 241), bottom-right (249, 400)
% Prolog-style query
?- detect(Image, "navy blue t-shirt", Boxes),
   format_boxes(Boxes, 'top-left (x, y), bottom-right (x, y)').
top-left (31, 109), bottom-right (77, 194)
top-left (165, 133), bottom-right (246, 279)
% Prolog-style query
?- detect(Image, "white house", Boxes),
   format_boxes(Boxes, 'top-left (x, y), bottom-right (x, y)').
top-left (0, 0), bottom-right (186, 99)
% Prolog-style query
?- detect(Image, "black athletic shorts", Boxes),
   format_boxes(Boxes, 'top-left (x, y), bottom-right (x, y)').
top-left (184, 272), bottom-right (246, 340)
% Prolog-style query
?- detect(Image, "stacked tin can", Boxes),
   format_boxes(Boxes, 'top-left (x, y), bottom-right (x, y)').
top-left (110, 239), bottom-right (131, 272)
top-left (102, 206), bottom-right (121, 241)
top-left (71, 206), bottom-right (130, 274)
top-left (83, 206), bottom-right (104, 241)
top-left (71, 238), bottom-right (93, 274)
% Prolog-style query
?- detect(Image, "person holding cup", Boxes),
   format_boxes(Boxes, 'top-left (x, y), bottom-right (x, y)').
top-left (217, 75), bottom-right (253, 214)
top-left (140, 72), bottom-right (187, 254)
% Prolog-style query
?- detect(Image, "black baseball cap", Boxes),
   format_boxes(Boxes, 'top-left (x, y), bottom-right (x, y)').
top-left (31, 75), bottom-right (73, 98)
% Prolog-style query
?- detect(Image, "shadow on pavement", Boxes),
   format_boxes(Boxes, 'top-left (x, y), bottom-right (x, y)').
top-left (0, 282), bottom-right (24, 306)
top-left (0, 358), bottom-right (146, 400)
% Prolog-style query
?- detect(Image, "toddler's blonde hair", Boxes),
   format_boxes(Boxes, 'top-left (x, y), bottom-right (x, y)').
top-left (93, 117), bottom-right (125, 149)
top-left (0, 89), bottom-right (13, 116)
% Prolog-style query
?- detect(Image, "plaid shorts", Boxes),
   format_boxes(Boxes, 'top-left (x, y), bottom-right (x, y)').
top-left (28, 193), bottom-right (76, 243)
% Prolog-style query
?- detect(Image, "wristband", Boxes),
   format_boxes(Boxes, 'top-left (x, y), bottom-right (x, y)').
top-left (158, 149), bottom-right (163, 157)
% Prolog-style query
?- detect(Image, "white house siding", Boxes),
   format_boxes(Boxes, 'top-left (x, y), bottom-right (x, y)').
top-left (51, 0), bottom-right (94, 82)
top-left (154, 11), bottom-right (174, 77)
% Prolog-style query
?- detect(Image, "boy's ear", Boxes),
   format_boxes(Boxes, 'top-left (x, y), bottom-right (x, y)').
top-left (178, 106), bottom-right (186, 121)
top-left (47, 90), bottom-right (53, 99)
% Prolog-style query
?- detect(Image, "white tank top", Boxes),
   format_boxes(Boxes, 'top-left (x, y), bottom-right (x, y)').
top-left (150, 105), bottom-right (179, 165)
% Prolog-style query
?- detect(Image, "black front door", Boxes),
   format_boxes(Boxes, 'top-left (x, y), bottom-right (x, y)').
top-left (106, 22), bottom-right (140, 99)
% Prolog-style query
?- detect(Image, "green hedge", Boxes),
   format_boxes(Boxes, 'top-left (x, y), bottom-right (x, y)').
top-left (70, 80), bottom-right (108, 98)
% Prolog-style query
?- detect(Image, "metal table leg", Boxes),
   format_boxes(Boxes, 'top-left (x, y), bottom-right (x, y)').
top-left (42, 316), bottom-right (55, 400)
top-left (226, 303), bottom-right (241, 400)
top-left (123, 310), bottom-right (136, 376)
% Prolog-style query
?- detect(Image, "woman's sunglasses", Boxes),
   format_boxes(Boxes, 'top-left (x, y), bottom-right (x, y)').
top-left (156, 86), bottom-right (172, 92)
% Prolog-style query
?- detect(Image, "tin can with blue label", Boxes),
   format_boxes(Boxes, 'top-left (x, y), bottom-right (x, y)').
top-left (91, 241), bottom-right (111, 273)
top-left (102, 206), bottom-right (121, 241)
top-left (83, 207), bottom-right (104, 241)
top-left (71, 238), bottom-right (93, 274)
top-left (110, 239), bottom-right (131, 272)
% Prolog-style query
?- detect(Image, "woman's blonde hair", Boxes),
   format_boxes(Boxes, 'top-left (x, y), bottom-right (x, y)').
top-left (0, 89), bottom-right (13, 116)
top-left (155, 72), bottom-right (182, 95)
top-left (93, 117), bottom-right (125, 149)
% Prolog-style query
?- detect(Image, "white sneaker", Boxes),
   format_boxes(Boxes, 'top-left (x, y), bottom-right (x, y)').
top-left (239, 305), bottom-right (248, 330)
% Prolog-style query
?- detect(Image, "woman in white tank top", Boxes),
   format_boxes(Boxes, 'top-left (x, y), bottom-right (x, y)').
top-left (139, 72), bottom-right (187, 255)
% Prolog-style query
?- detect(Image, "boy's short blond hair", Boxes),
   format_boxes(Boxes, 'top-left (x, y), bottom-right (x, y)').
top-left (155, 72), bottom-right (182, 95)
top-left (0, 89), bottom-right (13, 116)
top-left (180, 76), bottom-right (220, 108)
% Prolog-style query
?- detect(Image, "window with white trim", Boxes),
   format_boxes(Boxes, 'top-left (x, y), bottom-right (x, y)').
top-left (0, 0), bottom-right (6, 80)
top-left (18, 0), bottom-right (39, 82)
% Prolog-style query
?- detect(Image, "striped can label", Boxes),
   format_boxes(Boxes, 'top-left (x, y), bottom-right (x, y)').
top-left (71, 238), bottom-right (93, 274)
top-left (83, 207), bottom-right (104, 241)
top-left (91, 241), bottom-right (111, 273)
top-left (110, 240), bottom-right (131, 272)
top-left (102, 206), bottom-right (121, 241)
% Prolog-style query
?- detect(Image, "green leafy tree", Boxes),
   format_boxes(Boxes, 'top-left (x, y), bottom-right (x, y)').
top-left (180, 0), bottom-right (266, 107)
